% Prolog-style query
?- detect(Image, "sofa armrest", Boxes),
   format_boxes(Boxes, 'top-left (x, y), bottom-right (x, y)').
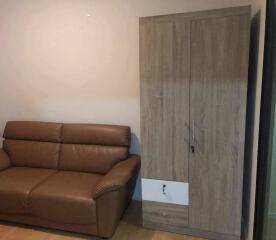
top-left (95, 155), bottom-right (140, 238)
top-left (0, 148), bottom-right (11, 171)
top-left (93, 155), bottom-right (140, 199)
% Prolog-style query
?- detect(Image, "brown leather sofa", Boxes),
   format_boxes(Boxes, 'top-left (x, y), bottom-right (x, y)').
top-left (0, 121), bottom-right (140, 238)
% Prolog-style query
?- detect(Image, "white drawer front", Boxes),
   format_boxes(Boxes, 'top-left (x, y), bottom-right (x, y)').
top-left (142, 178), bottom-right (189, 205)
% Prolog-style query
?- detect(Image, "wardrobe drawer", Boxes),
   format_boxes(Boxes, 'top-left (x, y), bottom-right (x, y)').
top-left (143, 201), bottom-right (188, 229)
top-left (142, 178), bottom-right (189, 205)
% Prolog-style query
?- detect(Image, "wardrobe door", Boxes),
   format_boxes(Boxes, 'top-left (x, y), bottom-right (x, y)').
top-left (140, 17), bottom-right (190, 182)
top-left (189, 14), bottom-right (250, 236)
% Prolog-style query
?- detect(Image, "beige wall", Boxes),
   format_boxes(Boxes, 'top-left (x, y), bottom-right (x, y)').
top-left (0, 1), bottom-right (266, 240)
top-left (0, 0), bottom-right (258, 152)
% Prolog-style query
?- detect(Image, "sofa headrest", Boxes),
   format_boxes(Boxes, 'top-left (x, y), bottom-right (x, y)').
top-left (61, 124), bottom-right (130, 147)
top-left (3, 121), bottom-right (131, 147)
top-left (3, 121), bottom-right (62, 143)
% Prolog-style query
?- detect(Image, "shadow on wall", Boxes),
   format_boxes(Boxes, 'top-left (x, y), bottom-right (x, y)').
top-left (130, 133), bottom-right (141, 154)
top-left (130, 133), bottom-right (142, 201)
top-left (242, 10), bottom-right (261, 240)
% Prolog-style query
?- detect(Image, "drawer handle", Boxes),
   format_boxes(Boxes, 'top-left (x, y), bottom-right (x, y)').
top-left (162, 184), bottom-right (166, 195)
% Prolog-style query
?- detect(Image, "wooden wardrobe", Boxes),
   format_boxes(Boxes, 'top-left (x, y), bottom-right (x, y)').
top-left (140, 6), bottom-right (250, 240)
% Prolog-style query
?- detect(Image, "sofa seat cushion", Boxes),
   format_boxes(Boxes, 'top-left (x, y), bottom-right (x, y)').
top-left (0, 167), bottom-right (57, 214)
top-left (29, 171), bottom-right (103, 225)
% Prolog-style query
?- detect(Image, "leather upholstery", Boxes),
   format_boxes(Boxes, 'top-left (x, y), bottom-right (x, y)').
top-left (3, 140), bottom-right (60, 169)
top-left (0, 214), bottom-right (98, 236)
top-left (97, 187), bottom-right (128, 238)
top-left (0, 148), bottom-right (10, 171)
top-left (59, 144), bottom-right (128, 174)
top-left (0, 167), bottom-right (56, 214)
top-left (96, 160), bottom-right (139, 238)
top-left (94, 155), bottom-right (141, 198)
top-left (61, 123), bottom-right (131, 146)
top-left (29, 171), bottom-right (103, 225)
top-left (0, 121), bottom-right (140, 238)
top-left (3, 121), bottom-right (62, 142)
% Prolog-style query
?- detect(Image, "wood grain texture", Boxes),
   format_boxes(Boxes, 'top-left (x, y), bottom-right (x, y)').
top-left (139, 6), bottom-right (251, 24)
top-left (0, 201), bottom-right (203, 240)
top-left (189, 13), bottom-right (250, 236)
top-left (140, 16), bottom-right (190, 182)
top-left (143, 222), bottom-right (240, 240)
top-left (143, 201), bottom-right (188, 229)
top-left (140, 6), bottom-right (250, 240)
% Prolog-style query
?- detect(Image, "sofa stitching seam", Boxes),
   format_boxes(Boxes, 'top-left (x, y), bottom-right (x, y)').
top-left (25, 171), bottom-right (59, 213)
top-left (57, 124), bottom-right (64, 169)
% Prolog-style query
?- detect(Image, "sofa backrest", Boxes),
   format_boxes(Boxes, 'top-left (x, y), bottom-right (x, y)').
top-left (59, 124), bottom-right (130, 174)
top-left (3, 122), bottom-right (62, 169)
top-left (2, 121), bottom-right (130, 174)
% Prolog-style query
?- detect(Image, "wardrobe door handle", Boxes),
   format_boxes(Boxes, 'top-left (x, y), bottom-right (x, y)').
top-left (191, 145), bottom-right (195, 153)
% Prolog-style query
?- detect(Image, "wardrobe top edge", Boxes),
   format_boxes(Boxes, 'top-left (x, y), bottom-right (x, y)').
top-left (139, 5), bottom-right (251, 23)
